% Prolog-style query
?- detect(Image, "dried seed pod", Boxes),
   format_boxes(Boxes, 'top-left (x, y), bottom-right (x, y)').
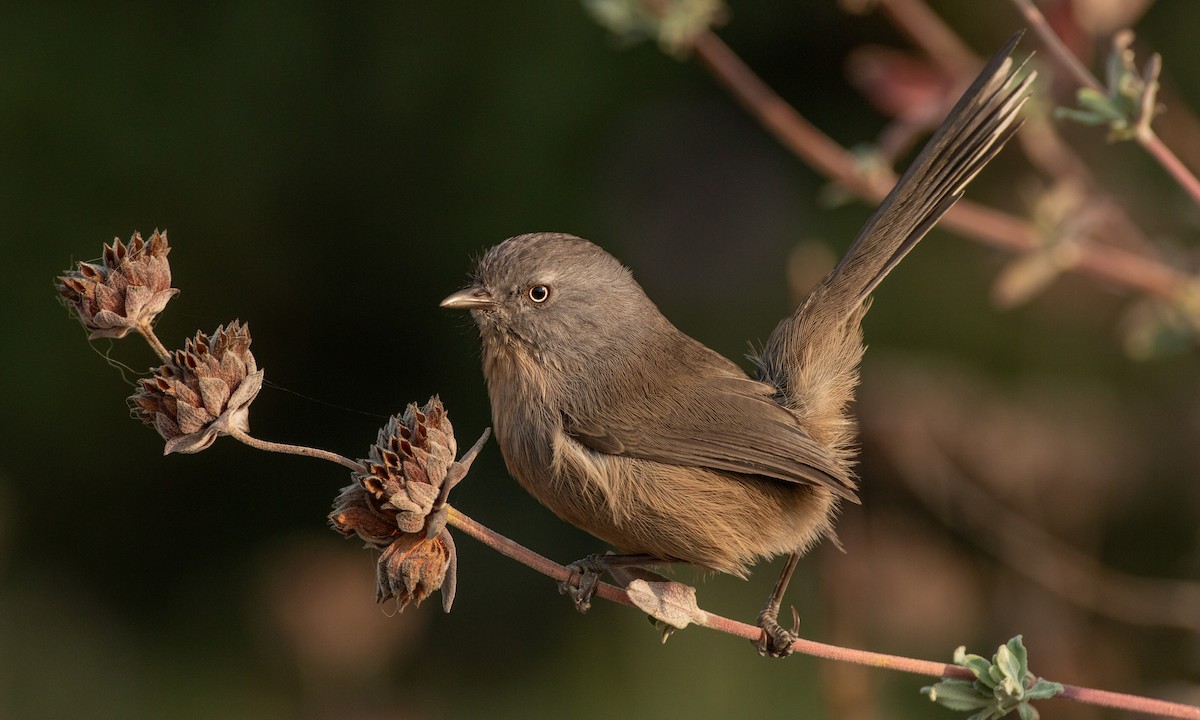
top-left (329, 484), bottom-right (400, 547)
top-left (56, 230), bottom-right (178, 339)
top-left (376, 531), bottom-right (455, 611)
top-left (128, 321), bottom-right (264, 454)
top-left (356, 397), bottom-right (457, 535)
top-left (330, 397), bottom-right (490, 613)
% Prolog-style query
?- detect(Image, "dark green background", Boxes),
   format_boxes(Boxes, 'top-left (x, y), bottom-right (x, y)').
top-left (4, 2), bottom-right (1199, 718)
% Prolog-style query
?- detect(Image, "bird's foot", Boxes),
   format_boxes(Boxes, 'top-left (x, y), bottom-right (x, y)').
top-left (754, 604), bottom-right (801, 658)
top-left (558, 555), bottom-right (608, 613)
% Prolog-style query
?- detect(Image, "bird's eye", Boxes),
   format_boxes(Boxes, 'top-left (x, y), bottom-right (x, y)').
top-left (528, 285), bottom-right (550, 303)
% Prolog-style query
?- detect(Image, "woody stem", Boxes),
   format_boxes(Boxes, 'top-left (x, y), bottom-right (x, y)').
top-left (227, 426), bottom-right (363, 472)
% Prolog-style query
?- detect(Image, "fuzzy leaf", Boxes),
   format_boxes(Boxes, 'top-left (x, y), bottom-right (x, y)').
top-left (1006, 636), bottom-right (1030, 678)
top-left (1075, 87), bottom-right (1126, 122)
top-left (954, 646), bottom-right (995, 681)
top-left (924, 636), bottom-right (1060, 719)
top-left (923, 680), bottom-right (992, 712)
top-left (1024, 679), bottom-right (1065, 701)
top-left (1053, 107), bottom-right (1109, 127)
top-left (996, 643), bottom-right (1022, 687)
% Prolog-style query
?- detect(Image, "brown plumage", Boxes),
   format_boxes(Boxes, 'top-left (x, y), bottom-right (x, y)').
top-left (442, 33), bottom-right (1033, 655)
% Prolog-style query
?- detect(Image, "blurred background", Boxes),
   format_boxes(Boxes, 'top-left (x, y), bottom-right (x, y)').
top-left (5, 1), bottom-right (1200, 718)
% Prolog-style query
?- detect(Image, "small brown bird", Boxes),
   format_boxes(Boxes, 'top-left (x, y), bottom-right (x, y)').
top-left (442, 34), bottom-right (1032, 656)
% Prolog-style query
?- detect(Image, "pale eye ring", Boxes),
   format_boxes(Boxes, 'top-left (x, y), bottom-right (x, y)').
top-left (528, 285), bottom-right (550, 303)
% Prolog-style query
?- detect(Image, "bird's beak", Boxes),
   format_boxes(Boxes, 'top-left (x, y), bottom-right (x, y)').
top-left (440, 286), bottom-right (495, 310)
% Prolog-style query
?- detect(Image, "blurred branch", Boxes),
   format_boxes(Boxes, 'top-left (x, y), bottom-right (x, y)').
top-left (685, 29), bottom-right (1195, 304)
top-left (873, 415), bottom-right (1200, 635)
top-left (1012, 0), bottom-right (1101, 94)
top-left (872, 0), bottom-right (979, 72)
top-left (1010, 0), bottom-right (1200, 205)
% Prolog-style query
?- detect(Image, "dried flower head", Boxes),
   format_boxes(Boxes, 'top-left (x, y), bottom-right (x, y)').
top-left (330, 397), bottom-right (490, 613)
top-left (376, 532), bottom-right (456, 611)
top-left (328, 483), bottom-right (399, 546)
top-left (359, 398), bottom-right (458, 535)
top-left (129, 321), bottom-right (264, 454)
top-left (56, 230), bottom-right (178, 339)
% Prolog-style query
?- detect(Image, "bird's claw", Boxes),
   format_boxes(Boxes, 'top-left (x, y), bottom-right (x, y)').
top-left (558, 556), bottom-right (606, 613)
top-left (754, 605), bottom-right (800, 658)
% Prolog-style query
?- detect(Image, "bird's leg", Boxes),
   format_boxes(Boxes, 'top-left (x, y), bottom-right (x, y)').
top-left (755, 552), bottom-right (802, 657)
top-left (559, 552), bottom-right (677, 613)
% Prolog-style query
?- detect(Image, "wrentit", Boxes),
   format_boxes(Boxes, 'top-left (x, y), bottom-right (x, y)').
top-left (442, 34), bottom-right (1032, 656)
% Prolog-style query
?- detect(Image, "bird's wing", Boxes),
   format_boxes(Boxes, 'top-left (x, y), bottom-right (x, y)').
top-left (564, 373), bottom-right (859, 503)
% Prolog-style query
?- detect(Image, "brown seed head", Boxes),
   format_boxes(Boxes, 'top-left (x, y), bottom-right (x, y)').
top-left (56, 230), bottom-right (178, 339)
top-left (376, 532), bottom-right (454, 610)
top-left (128, 320), bottom-right (264, 454)
top-left (330, 397), bottom-right (492, 614)
top-left (328, 483), bottom-right (400, 547)
top-left (353, 397), bottom-right (457, 535)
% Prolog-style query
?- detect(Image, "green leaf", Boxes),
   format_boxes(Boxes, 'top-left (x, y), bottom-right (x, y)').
top-left (985, 663), bottom-right (1006, 689)
top-left (996, 642), bottom-right (1024, 687)
top-left (954, 648), bottom-right (994, 682)
top-left (924, 636), bottom-right (1062, 719)
top-left (1025, 680), bottom-right (1065, 701)
top-left (997, 675), bottom-right (1023, 703)
top-left (1058, 33), bottom-right (1165, 141)
top-left (1053, 107), bottom-right (1108, 126)
top-left (924, 680), bottom-right (993, 712)
top-left (1007, 636), bottom-right (1030, 676)
top-left (1075, 88), bottom-right (1126, 122)
top-left (581, 0), bottom-right (725, 55)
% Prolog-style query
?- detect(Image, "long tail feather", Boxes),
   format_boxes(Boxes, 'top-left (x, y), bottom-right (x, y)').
top-left (829, 32), bottom-right (1034, 309)
top-left (755, 32), bottom-right (1034, 471)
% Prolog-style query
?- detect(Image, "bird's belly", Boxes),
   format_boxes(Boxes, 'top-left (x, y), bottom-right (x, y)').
top-left (515, 437), bottom-right (839, 577)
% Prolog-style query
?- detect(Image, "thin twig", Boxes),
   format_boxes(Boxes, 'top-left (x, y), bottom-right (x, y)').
top-left (1009, 0), bottom-right (1200, 205)
top-left (227, 426), bottom-right (363, 472)
top-left (137, 322), bottom-right (171, 363)
top-left (1010, 0), bottom-right (1102, 92)
top-left (1141, 129), bottom-right (1200, 203)
top-left (875, 0), bottom-right (979, 73)
top-left (445, 504), bottom-right (1200, 718)
top-left (687, 30), bottom-right (1194, 302)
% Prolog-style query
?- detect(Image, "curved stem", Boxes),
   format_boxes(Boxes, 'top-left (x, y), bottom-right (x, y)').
top-left (875, 0), bottom-right (978, 72)
top-left (446, 507), bottom-right (621, 597)
top-left (1009, 0), bottom-right (1101, 93)
top-left (444, 505), bottom-right (1200, 718)
top-left (227, 426), bottom-right (363, 472)
top-left (1141, 128), bottom-right (1200, 205)
top-left (137, 322), bottom-right (171, 363)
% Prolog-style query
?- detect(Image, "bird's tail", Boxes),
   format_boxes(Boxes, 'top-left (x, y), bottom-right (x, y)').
top-left (756, 32), bottom-right (1034, 462)
top-left (825, 32), bottom-right (1032, 309)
